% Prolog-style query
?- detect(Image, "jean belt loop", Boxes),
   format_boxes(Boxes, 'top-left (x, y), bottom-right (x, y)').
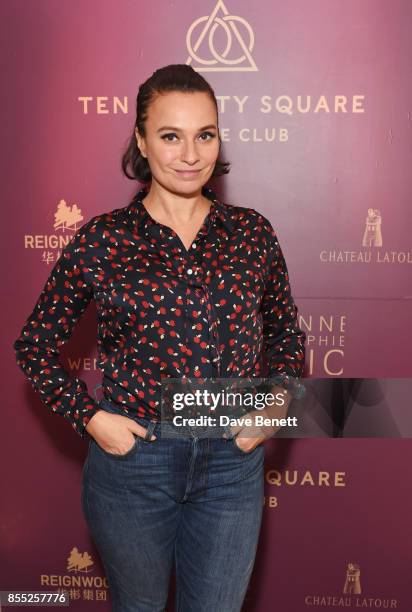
top-left (144, 420), bottom-right (157, 441)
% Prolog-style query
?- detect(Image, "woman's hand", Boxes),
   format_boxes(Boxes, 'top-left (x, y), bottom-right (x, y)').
top-left (85, 410), bottom-right (156, 455)
top-left (229, 414), bottom-right (267, 453)
top-left (227, 385), bottom-right (293, 452)
top-left (233, 429), bottom-right (267, 453)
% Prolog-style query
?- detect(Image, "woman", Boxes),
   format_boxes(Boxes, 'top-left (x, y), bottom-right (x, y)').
top-left (13, 64), bottom-right (306, 611)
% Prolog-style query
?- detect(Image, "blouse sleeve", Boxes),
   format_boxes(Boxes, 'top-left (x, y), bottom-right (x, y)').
top-left (260, 221), bottom-right (306, 399)
top-left (13, 223), bottom-right (101, 438)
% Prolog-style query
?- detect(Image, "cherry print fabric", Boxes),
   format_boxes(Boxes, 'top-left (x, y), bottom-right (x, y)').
top-left (13, 185), bottom-right (306, 438)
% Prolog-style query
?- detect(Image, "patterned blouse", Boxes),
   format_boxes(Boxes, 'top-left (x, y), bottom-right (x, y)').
top-left (13, 185), bottom-right (306, 438)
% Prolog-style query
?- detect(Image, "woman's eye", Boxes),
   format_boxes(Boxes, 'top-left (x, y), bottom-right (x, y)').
top-left (160, 132), bottom-right (216, 142)
top-left (199, 131), bottom-right (216, 141)
top-left (161, 133), bottom-right (178, 142)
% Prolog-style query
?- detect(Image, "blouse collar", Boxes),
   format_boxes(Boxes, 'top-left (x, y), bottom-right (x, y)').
top-left (125, 184), bottom-right (234, 234)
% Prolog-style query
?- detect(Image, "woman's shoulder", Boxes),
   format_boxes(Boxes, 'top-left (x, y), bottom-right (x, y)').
top-left (222, 200), bottom-right (276, 237)
top-left (60, 205), bottom-right (127, 255)
top-left (84, 204), bottom-right (126, 231)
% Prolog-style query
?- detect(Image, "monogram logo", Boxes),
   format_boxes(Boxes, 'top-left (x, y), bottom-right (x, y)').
top-left (185, 0), bottom-right (258, 72)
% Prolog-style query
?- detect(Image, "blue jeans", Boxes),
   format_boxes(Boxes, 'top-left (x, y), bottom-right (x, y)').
top-left (81, 398), bottom-right (265, 612)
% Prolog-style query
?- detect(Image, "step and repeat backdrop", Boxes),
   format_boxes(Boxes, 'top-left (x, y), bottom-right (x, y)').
top-left (2, 0), bottom-right (411, 610)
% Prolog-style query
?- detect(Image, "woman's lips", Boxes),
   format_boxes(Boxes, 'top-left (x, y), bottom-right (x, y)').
top-left (174, 170), bottom-right (201, 178)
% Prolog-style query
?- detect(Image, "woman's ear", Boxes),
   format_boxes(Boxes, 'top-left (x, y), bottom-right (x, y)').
top-left (134, 129), bottom-right (147, 158)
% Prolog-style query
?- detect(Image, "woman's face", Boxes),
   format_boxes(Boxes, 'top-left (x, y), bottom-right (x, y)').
top-left (135, 90), bottom-right (220, 195)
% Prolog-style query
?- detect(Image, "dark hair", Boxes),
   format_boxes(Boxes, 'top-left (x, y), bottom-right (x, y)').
top-left (121, 64), bottom-right (230, 183)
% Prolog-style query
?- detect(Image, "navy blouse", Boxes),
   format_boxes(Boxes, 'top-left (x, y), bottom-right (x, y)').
top-left (13, 185), bottom-right (306, 437)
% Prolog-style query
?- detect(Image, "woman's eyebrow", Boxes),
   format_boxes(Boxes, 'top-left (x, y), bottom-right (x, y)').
top-left (157, 124), bottom-right (217, 132)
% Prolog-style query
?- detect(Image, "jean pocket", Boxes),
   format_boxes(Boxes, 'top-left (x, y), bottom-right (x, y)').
top-left (94, 434), bottom-right (140, 459)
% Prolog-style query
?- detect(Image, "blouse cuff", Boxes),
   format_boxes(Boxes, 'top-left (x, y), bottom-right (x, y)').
top-left (267, 373), bottom-right (306, 400)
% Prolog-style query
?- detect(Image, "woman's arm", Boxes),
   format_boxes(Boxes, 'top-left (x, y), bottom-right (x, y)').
top-left (13, 222), bottom-right (102, 438)
top-left (230, 221), bottom-right (307, 450)
top-left (260, 221), bottom-right (306, 396)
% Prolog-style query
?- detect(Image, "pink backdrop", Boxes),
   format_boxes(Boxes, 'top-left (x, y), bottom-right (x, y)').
top-left (2, 0), bottom-right (411, 609)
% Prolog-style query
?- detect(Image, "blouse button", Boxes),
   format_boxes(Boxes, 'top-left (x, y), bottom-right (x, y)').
top-left (192, 243), bottom-right (197, 249)
top-left (187, 268), bottom-right (193, 275)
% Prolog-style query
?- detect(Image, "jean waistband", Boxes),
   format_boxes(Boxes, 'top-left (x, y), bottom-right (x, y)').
top-left (98, 397), bottom-right (231, 440)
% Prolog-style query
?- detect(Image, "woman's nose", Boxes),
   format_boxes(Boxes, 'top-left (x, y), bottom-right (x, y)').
top-left (181, 141), bottom-right (199, 164)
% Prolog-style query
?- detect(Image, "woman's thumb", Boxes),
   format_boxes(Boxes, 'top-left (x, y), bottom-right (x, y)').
top-left (132, 422), bottom-right (156, 441)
